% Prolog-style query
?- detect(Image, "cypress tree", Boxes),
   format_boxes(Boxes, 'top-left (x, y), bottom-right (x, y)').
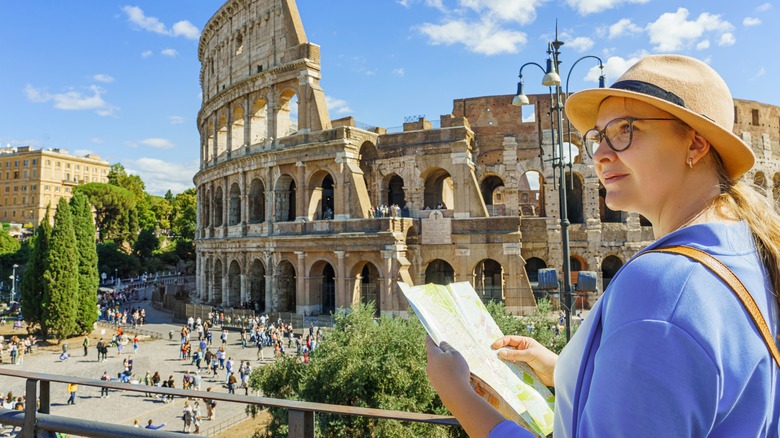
top-left (20, 207), bottom-right (51, 336)
top-left (70, 193), bottom-right (99, 334)
top-left (42, 198), bottom-right (79, 341)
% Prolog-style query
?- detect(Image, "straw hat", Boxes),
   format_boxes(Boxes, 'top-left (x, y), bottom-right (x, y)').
top-left (565, 54), bottom-right (754, 179)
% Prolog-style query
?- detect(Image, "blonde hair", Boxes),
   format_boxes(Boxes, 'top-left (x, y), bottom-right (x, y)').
top-left (710, 150), bottom-right (780, 313)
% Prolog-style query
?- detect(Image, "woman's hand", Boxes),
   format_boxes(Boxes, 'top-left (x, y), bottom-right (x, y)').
top-left (425, 336), bottom-right (472, 406)
top-left (491, 336), bottom-right (558, 387)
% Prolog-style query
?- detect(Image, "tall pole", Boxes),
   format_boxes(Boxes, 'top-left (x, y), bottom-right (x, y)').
top-left (11, 264), bottom-right (18, 303)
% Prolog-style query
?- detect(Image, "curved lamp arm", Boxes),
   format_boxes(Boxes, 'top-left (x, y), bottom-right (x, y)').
top-left (562, 55), bottom-right (605, 159)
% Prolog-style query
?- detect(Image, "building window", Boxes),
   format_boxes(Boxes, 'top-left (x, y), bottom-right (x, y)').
top-left (21, 197), bottom-right (25, 204)
top-left (14, 161), bottom-right (18, 167)
top-left (46, 160), bottom-right (51, 166)
top-left (32, 170), bottom-right (36, 178)
top-left (45, 185), bottom-right (50, 191)
top-left (56, 161), bottom-right (61, 168)
top-left (85, 166), bottom-right (89, 172)
top-left (23, 160), bottom-right (27, 166)
top-left (13, 186), bottom-right (17, 192)
top-left (12, 198), bottom-right (16, 205)
top-left (22, 170), bottom-right (28, 178)
top-left (66, 163), bottom-right (71, 169)
top-left (4, 162), bottom-right (8, 167)
top-left (32, 159), bottom-right (37, 166)
top-left (3, 187), bottom-right (7, 193)
top-left (66, 173), bottom-right (71, 181)
top-left (75, 164), bottom-right (80, 170)
top-left (13, 171), bottom-right (18, 179)
top-left (752, 109), bottom-right (760, 126)
top-left (21, 186), bottom-right (26, 192)
top-left (31, 185), bottom-right (36, 191)
top-left (12, 211), bottom-right (15, 217)
top-left (65, 188), bottom-right (70, 193)
top-left (55, 187), bottom-right (60, 192)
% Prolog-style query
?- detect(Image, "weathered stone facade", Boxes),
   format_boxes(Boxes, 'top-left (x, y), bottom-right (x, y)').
top-left (194, 0), bottom-right (780, 316)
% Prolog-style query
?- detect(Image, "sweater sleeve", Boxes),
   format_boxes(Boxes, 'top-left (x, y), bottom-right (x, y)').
top-left (487, 420), bottom-right (535, 438)
top-left (577, 320), bottom-right (719, 437)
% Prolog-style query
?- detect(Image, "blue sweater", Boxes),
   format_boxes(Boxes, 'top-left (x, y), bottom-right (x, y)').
top-left (491, 221), bottom-right (779, 437)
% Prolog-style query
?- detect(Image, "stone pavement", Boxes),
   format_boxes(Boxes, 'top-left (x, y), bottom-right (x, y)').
top-left (0, 299), bottom-right (279, 436)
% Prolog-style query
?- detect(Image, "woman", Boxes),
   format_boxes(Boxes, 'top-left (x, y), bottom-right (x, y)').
top-left (182, 400), bottom-right (193, 433)
top-left (426, 55), bottom-right (780, 436)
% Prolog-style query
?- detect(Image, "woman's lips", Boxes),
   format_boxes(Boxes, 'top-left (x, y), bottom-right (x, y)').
top-left (602, 172), bottom-right (627, 184)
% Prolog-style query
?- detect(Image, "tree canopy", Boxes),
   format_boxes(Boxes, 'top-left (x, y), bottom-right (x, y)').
top-left (74, 182), bottom-right (136, 243)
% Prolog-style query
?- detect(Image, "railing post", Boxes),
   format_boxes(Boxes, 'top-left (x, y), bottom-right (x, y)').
top-left (21, 379), bottom-right (37, 438)
top-left (288, 409), bottom-right (314, 438)
top-left (39, 381), bottom-right (50, 414)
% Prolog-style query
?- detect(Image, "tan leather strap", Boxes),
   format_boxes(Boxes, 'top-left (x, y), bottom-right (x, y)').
top-left (645, 245), bottom-right (780, 369)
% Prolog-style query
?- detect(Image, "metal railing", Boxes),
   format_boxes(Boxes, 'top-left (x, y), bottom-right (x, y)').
top-left (0, 368), bottom-right (459, 437)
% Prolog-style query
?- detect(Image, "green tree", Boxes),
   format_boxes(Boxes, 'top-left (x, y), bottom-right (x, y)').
top-left (20, 208), bottom-right (51, 334)
top-left (134, 228), bottom-right (159, 261)
top-left (486, 298), bottom-right (567, 354)
top-left (250, 304), bottom-right (458, 437)
top-left (74, 182), bottom-right (135, 243)
top-left (172, 188), bottom-right (196, 240)
top-left (42, 199), bottom-right (79, 341)
top-left (0, 227), bottom-right (20, 256)
top-left (150, 195), bottom-right (173, 232)
top-left (70, 193), bottom-right (99, 334)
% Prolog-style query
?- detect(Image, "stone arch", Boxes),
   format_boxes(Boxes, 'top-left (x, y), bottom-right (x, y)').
top-left (276, 88), bottom-right (299, 138)
top-left (421, 167), bottom-right (454, 210)
top-left (774, 173), bottom-right (780, 207)
top-left (212, 258), bottom-right (223, 304)
top-left (231, 105), bottom-right (245, 150)
top-left (425, 259), bottom-right (454, 285)
top-left (227, 259), bottom-right (241, 307)
top-left (307, 170), bottom-right (335, 220)
top-left (249, 178), bottom-right (266, 223)
top-left (754, 171), bottom-right (767, 192)
top-left (203, 188), bottom-right (211, 227)
top-left (352, 261), bottom-right (380, 316)
top-left (601, 255), bottom-right (623, 291)
top-left (519, 170), bottom-right (545, 216)
top-left (473, 259), bottom-right (504, 303)
top-left (481, 175), bottom-right (505, 216)
top-left (249, 258), bottom-right (266, 312)
top-left (360, 142), bottom-right (379, 203)
top-left (570, 254), bottom-right (587, 272)
top-left (405, 225), bottom-right (419, 245)
top-left (213, 185), bottom-right (224, 227)
top-left (599, 182), bottom-right (622, 223)
top-left (216, 114), bottom-right (228, 157)
top-left (206, 121), bottom-right (214, 162)
top-left (228, 182), bottom-right (241, 225)
top-left (385, 174), bottom-right (406, 209)
top-left (274, 174), bottom-right (296, 222)
top-left (310, 260), bottom-right (336, 315)
top-left (275, 260), bottom-right (296, 312)
top-left (565, 172), bottom-right (585, 224)
top-left (524, 257), bottom-right (547, 285)
top-left (250, 97), bottom-right (268, 145)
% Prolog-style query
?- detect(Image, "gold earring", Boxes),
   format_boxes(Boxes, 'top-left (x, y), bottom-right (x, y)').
top-left (687, 158), bottom-right (694, 169)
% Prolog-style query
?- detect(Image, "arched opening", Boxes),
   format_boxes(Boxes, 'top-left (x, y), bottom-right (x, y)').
top-left (228, 182), bottom-right (241, 226)
top-left (754, 171), bottom-right (767, 193)
top-left (250, 97), bottom-right (268, 145)
top-left (212, 259), bottom-right (223, 304)
top-left (358, 263), bottom-right (380, 316)
top-left (321, 264), bottom-right (336, 315)
top-left (386, 174), bottom-right (405, 208)
top-left (481, 175), bottom-right (506, 216)
top-left (524, 257), bottom-right (547, 286)
top-left (203, 189), bottom-right (211, 228)
top-left (565, 172), bottom-right (585, 224)
top-left (599, 182), bottom-right (622, 223)
top-left (277, 89), bottom-right (299, 138)
top-left (359, 142), bottom-right (379, 204)
top-left (774, 173), bottom-right (780, 208)
top-left (213, 186), bottom-right (224, 227)
top-left (274, 175), bottom-right (296, 222)
top-left (206, 121), bottom-right (215, 162)
top-left (519, 171), bottom-right (544, 216)
top-left (425, 259), bottom-right (454, 286)
top-left (227, 260), bottom-right (241, 307)
top-left (276, 260), bottom-right (296, 312)
top-left (639, 215), bottom-right (652, 227)
top-left (422, 168), bottom-right (454, 210)
top-left (474, 259), bottom-right (504, 303)
top-left (216, 114), bottom-right (228, 158)
top-left (249, 179), bottom-right (266, 223)
top-left (249, 259), bottom-right (266, 312)
top-left (231, 105), bottom-right (245, 150)
top-left (601, 255), bottom-right (623, 291)
top-left (405, 225), bottom-right (419, 245)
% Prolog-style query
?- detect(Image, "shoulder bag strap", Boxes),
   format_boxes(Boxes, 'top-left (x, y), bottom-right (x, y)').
top-left (645, 245), bottom-right (780, 369)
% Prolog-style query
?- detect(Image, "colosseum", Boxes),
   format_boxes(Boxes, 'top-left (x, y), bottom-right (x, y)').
top-left (193, 0), bottom-right (780, 316)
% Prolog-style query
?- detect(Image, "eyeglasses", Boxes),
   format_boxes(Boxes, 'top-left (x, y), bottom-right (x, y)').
top-left (584, 117), bottom-right (678, 153)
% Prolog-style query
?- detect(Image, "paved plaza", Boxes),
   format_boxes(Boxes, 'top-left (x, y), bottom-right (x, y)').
top-left (0, 300), bottom-right (279, 436)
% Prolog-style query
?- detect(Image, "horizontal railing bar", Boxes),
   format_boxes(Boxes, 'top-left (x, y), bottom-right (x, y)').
top-left (0, 369), bottom-right (459, 426)
top-left (0, 409), bottom-right (182, 437)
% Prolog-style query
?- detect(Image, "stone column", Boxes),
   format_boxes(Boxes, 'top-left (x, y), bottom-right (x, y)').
top-left (221, 270), bottom-right (228, 307)
top-left (264, 252), bottom-right (273, 312)
top-left (296, 161), bottom-right (306, 221)
top-left (334, 251), bottom-right (347, 311)
top-left (295, 251), bottom-right (306, 314)
top-left (240, 273), bottom-right (248, 305)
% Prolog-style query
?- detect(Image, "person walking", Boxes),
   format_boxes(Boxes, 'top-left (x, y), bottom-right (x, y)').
top-left (227, 373), bottom-right (237, 394)
top-left (100, 371), bottom-right (110, 398)
top-left (66, 383), bottom-right (78, 405)
top-left (82, 337), bottom-right (89, 356)
top-left (192, 401), bottom-right (202, 434)
top-left (182, 400), bottom-right (194, 433)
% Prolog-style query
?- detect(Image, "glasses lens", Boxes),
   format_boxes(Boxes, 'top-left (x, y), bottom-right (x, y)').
top-left (583, 129), bottom-right (601, 155)
top-left (604, 118), bottom-right (632, 151)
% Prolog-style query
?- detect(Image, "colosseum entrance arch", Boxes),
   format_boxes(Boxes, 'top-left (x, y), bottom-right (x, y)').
top-left (310, 261), bottom-right (336, 315)
top-left (422, 168), bottom-right (454, 210)
top-left (386, 174), bottom-right (405, 208)
top-left (212, 259), bottom-right (223, 304)
top-left (274, 175), bottom-right (296, 222)
top-left (354, 262), bottom-right (380, 316)
top-left (308, 171), bottom-right (335, 220)
top-left (425, 259), bottom-right (454, 285)
top-left (213, 186), bottom-right (224, 227)
top-left (250, 98), bottom-right (268, 145)
top-left (474, 259), bottom-right (504, 303)
top-left (601, 255), bottom-right (623, 291)
top-left (249, 259), bottom-right (266, 312)
top-left (480, 176), bottom-right (505, 216)
top-left (228, 183), bottom-right (241, 226)
top-left (519, 171), bottom-right (544, 216)
top-left (249, 179), bottom-right (265, 223)
top-left (227, 260), bottom-right (241, 306)
top-left (275, 260), bottom-right (296, 312)
top-left (276, 89), bottom-right (299, 138)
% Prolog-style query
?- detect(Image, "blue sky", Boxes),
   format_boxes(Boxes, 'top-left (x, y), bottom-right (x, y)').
top-left (0, 0), bottom-right (776, 195)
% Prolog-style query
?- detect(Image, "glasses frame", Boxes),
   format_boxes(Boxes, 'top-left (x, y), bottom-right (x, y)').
top-left (584, 117), bottom-right (678, 153)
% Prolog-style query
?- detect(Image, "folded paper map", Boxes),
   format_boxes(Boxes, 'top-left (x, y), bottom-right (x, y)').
top-left (398, 281), bottom-right (555, 437)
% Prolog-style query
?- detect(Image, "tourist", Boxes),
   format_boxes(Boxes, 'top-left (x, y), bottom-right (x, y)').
top-left (82, 337), bottom-right (89, 356)
top-left (203, 387), bottom-right (216, 421)
top-left (425, 55), bottom-right (780, 436)
top-left (145, 419), bottom-right (166, 430)
top-left (192, 401), bottom-right (202, 434)
top-left (66, 383), bottom-right (77, 405)
top-left (100, 371), bottom-right (110, 398)
top-left (182, 400), bottom-right (194, 433)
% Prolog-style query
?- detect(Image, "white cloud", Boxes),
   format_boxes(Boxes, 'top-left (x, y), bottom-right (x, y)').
top-left (139, 138), bottom-right (175, 149)
top-left (419, 18), bottom-right (528, 55)
top-left (566, 0), bottom-right (649, 15)
top-left (608, 18), bottom-right (643, 39)
top-left (127, 158), bottom-right (197, 196)
top-left (584, 54), bottom-right (644, 84)
top-left (90, 138), bottom-right (103, 144)
top-left (757, 2), bottom-right (772, 12)
top-left (24, 84), bottom-right (117, 116)
top-left (743, 17), bottom-right (761, 26)
top-left (74, 149), bottom-right (94, 156)
top-left (718, 32), bottom-right (736, 46)
top-left (141, 50), bottom-right (153, 58)
top-left (92, 74), bottom-right (114, 83)
top-left (325, 96), bottom-right (352, 115)
top-left (122, 5), bottom-right (200, 40)
top-left (646, 8), bottom-right (734, 52)
top-left (696, 39), bottom-right (710, 50)
top-left (392, 68), bottom-right (405, 77)
top-left (459, 0), bottom-right (544, 25)
top-left (567, 36), bottom-right (595, 52)
top-left (169, 116), bottom-right (185, 125)
top-left (750, 67), bottom-right (766, 81)
top-left (161, 48), bottom-right (178, 57)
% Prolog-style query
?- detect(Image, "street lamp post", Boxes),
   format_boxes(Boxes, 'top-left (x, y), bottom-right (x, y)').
top-left (512, 28), bottom-right (605, 341)
top-left (11, 264), bottom-right (18, 302)
top-left (115, 268), bottom-right (119, 285)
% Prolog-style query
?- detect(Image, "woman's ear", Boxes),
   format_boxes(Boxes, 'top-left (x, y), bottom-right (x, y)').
top-left (688, 131), bottom-right (711, 166)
